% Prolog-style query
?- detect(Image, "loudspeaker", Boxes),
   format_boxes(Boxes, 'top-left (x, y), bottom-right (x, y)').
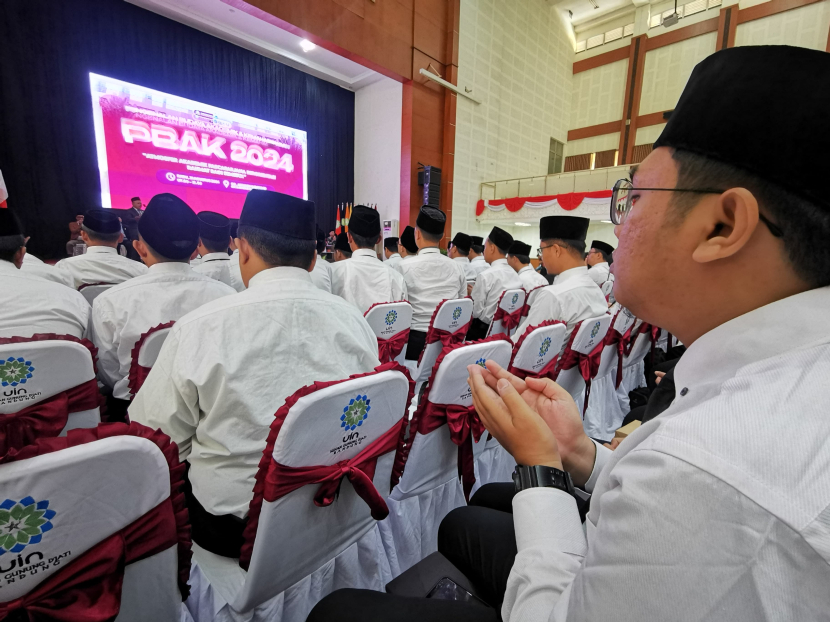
top-left (418, 165), bottom-right (441, 208)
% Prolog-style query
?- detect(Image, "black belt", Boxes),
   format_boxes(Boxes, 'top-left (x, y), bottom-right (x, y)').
top-left (184, 474), bottom-right (247, 559)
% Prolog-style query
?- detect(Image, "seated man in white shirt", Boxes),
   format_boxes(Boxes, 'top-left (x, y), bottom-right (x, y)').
top-left (20, 249), bottom-right (74, 288)
top-left (90, 194), bottom-right (235, 422)
top-left (192, 211), bottom-right (233, 287)
top-left (310, 226), bottom-right (333, 292)
top-left (55, 208), bottom-right (147, 289)
top-left (0, 209), bottom-right (89, 338)
top-left (228, 220), bottom-right (246, 293)
top-left (507, 240), bottom-right (548, 291)
top-left (333, 232), bottom-right (352, 261)
top-left (468, 235), bottom-right (488, 279)
top-left (512, 216), bottom-right (608, 353)
top-left (331, 205), bottom-right (407, 313)
top-left (308, 46), bottom-right (830, 622)
top-left (394, 226), bottom-right (418, 273)
top-left (383, 236), bottom-right (402, 270)
top-left (585, 239), bottom-right (614, 288)
top-left (129, 189), bottom-right (380, 558)
top-left (449, 232), bottom-right (476, 287)
top-left (398, 207), bottom-right (467, 360)
top-left (468, 227), bottom-right (523, 340)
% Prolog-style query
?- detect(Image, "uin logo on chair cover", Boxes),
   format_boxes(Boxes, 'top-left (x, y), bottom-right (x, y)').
top-left (539, 337), bottom-right (551, 358)
top-left (0, 497), bottom-right (55, 555)
top-left (452, 307), bottom-right (463, 321)
top-left (0, 357), bottom-right (34, 388)
top-left (384, 310), bottom-right (398, 326)
top-left (590, 322), bottom-right (601, 339)
top-left (511, 293), bottom-right (519, 305)
top-left (341, 395), bottom-right (370, 431)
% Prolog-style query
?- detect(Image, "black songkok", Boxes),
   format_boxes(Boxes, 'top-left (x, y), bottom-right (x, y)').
top-left (335, 232), bottom-right (351, 253)
top-left (539, 216), bottom-right (589, 242)
top-left (239, 190), bottom-right (315, 240)
top-left (84, 209), bottom-right (122, 235)
top-left (487, 227), bottom-right (513, 252)
top-left (415, 206), bottom-right (446, 235)
top-left (400, 226), bottom-right (418, 254)
top-left (198, 211), bottom-right (230, 242)
top-left (591, 240), bottom-right (614, 256)
top-left (451, 232), bottom-right (472, 254)
top-left (384, 237), bottom-right (399, 252)
top-left (349, 205), bottom-right (381, 238)
top-left (138, 194), bottom-right (199, 260)
top-left (508, 240), bottom-right (532, 257)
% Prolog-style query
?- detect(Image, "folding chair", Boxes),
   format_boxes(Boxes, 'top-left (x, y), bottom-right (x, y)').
top-left (486, 288), bottom-right (526, 338)
top-left (380, 336), bottom-right (513, 574)
top-left (0, 423), bottom-right (192, 621)
top-left (363, 301), bottom-right (412, 365)
top-left (0, 335), bottom-right (101, 454)
top-left (128, 322), bottom-right (174, 398)
top-left (78, 282), bottom-right (116, 304)
top-left (186, 363), bottom-right (413, 621)
top-left (615, 320), bottom-right (654, 415)
top-left (554, 315), bottom-right (612, 417)
top-left (508, 320), bottom-right (568, 381)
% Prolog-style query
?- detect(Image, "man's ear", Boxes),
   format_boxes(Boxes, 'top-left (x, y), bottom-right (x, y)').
top-left (237, 237), bottom-right (251, 265)
top-left (691, 188), bottom-right (759, 264)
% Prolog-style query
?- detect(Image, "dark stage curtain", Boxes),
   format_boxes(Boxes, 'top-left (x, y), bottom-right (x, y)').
top-left (0, 0), bottom-right (354, 259)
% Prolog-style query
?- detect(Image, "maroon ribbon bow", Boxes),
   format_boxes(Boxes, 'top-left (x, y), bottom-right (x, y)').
top-left (0, 378), bottom-right (99, 456)
top-left (377, 329), bottom-right (410, 365)
top-left (418, 322), bottom-right (471, 366)
top-left (492, 306), bottom-right (522, 333)
top-left (511, 353), bottom-right (560, 381)
top-left (556, 345), bottom-right (604, 415)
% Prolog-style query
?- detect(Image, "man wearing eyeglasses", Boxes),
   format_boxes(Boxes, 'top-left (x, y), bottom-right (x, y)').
top-left (308, 46), bottom-right (830, 622)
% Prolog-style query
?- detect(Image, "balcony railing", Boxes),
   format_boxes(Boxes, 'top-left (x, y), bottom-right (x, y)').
top-left (479, 165), bottom-right (629, 202)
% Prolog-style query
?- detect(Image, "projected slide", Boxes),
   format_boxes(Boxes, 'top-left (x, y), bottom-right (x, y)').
top-left (89, 73), bottom-right (307, 217)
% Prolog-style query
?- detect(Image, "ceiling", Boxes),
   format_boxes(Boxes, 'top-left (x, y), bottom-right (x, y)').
top-left (126, 0), bottom-right (385, 90)
top-left (547, 0), bottom-right (642, 28)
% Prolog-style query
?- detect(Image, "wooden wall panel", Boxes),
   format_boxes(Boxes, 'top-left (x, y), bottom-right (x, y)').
top-left (564, 154), bottom-right (592, 172)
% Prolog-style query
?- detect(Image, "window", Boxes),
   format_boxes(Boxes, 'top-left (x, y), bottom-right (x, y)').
top-left (623, 23), bottom-right (634, 36)
top-left (650, 13), bottom-right (663, 27)
top-left (548, 138), bottom-right (565, 174)
top-left (587, 34), bottom-right (604, 49)
top-left (605, 26), bottom-right (623, 43)
top-left (684, 0), bottom-right (706, 15)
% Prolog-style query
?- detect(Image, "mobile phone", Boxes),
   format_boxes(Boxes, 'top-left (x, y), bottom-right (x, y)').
top-left (426, 577), bottom-right (487, 606)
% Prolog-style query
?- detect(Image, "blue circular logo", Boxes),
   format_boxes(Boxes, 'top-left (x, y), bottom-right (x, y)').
top-left (0, 357), bottom-right (34, 387)
top-left (590, 322), bottom-right (601, 338)
top-left (452, 307), bottom-right (462, 320)
top-left (341, 395), bottom-right (371, 431)
top-left (539, 337), bottom-right (551, 357)
top-left (385, 310), bottom-right (397, 326)
top-left (511, 293), bottom-right (519, 305)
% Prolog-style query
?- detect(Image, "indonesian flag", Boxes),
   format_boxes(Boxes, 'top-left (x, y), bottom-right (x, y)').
top-left (335, 204), bottom-right (342, 235)
top-left (0, 169), bottom-right (7, 208)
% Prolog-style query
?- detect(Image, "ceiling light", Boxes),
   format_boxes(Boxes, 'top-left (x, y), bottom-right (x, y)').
top-left (514, 222), bottom-right (533, 227)
top-left (600, 220), bottom-right (613, 224)
top-left (300, 39), bottom-right (316, 53)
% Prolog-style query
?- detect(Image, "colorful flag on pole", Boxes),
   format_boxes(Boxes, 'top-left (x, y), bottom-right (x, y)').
top-left (335, 204), bottom-right (342, 235)
top-left (345, 203), bottom-right (351, 232)
top-left (0, 169), bottom-right (7, 208)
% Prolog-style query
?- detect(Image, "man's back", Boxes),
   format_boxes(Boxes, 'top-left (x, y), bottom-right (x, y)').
top-left (470, 256), bottom-right (488, 278)
top-left (55, 247), bottom-right (147, 288)
top-left (586, 261), bottom-right (611, 286)
top-left (128, 267), bottom-right (381, 517)
top-left (517, 265), bottom-right (548, 290)
top-left (0, 260), bottom-right (90, 338)
top-left (90, 262), bottom-right (235, 399)
top-left (310, 255), bottom-right (333, 292)
top-left (19, 253), bottom-right (74, 288)
top-left (331, 249), bottom-right (408, 314)
top-left (472, 259), bottom-right (524, 324)
top-left (192, 252), bottom-right (233, 287)
top-left (399, 248), bottom-right (467, 331)
top-left (453, 256), bottom-right (477, 285)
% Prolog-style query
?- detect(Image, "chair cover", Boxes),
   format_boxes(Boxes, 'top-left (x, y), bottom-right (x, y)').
top-left (410, 298), bottom-right (473, 387)
top-left (615, 321), bottom-right (653, 415)
top-left (508, 321), bottom-right (567, 381)
top-left (521, 284), bottom-right (546, 318)
top-left (78, 282), bottom-right (116, 304)
top-left (582, 308), bottom-right (637, 441)
top-left (554, 315), bottom-right (612, 416)
top-left (0, 422), bottom-right (192, 622)
top-left (487, 288), bottom-right (526, 338)
top-left (363, 301), bottom-right (412, 365)
top-left (186, 363), bottom-right (414, 621)
top-left (0, 335), bottom-right (102, 455)
top-left (128, 322), bottom-right (174, 399)
top-left (380, 336), bottom-right (513, 574)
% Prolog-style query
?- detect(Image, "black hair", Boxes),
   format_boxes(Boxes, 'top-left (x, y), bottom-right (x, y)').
top-left (471, 244), bottom-right (484, 254)
top-left (350, 232), bottom-right (379, 250)
top-left (137, 235), bottom-right (189, 263)
top-left (384, 238), bottom-right (399, 252)
top-left (454, 246), bottom-right (470, 257)
top-left (200, 236), bottom-right (230, 254)
top-left (490, 241), bottom-right (510, 255)
top-left (337, 248), bottom-right (353, 259)
top-left (510, 254), bottom-right (530, 265)
top-left (238, 225), bottom-right (315, 269)
top-left (0, 235), bottom-right (25, 263)
top-left (417, 228), bottom-right (443, 244)
top-left (81, 224), bottom-right (122, 245)
top-left (541, 238), bottom-right (586, 257)
top-left (593, 248), bottom-right (612, 264)
top-left (671, 149), bottom-right (830, 288)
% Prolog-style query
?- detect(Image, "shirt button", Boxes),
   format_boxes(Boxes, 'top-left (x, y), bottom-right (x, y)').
top-left (680, 387), bottom-right (689, 396)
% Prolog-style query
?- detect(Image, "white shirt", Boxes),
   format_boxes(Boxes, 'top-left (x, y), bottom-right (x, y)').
top-left (586, 261), bottom-right (612, 286)
top-left (55, 246), bottom-right (147, 289)
top-left (503, 286), bottom-right (830, 622)
top-left (228, 250), bottom-right (245, 292)
top-left (469, 255), bottom-right (489, 279)
top-left (90, 262), bottom-right (235, 400)
top-left (513, 266), bottom-right (608, 352)
top-left (517, 264), bottom-right (548, 291)
top-left (310, 253), bottom-right (333, 293)
top-left (471, 258), bottom-right (524, 324)
top-left (398, 247), bottom-right (467, 331)
top-left (0, 260), bottom-right (90, 339)
top-left (192, 252), bottom-right (233, 287)
top-left (385, 253), bottom-right (402, 271)
top-left (392, 254), bottom-right (416, 275)
top-left (129, 267), bottom-right (380, 517)
top-left (453, 256), bottom-right (477, 285)
top-left (20, 253), bottom-right (74, 288)
top-left (331, 249), bottom-right (408, 314)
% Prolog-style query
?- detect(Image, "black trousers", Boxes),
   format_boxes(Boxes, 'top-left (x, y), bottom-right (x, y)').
top-left (306, 484), bottom-right (516, 622)
top-left (104, 395), bottom-right (131, 424)
top-left (405, 329), bottom-right (427, 361)
top-left (466, 318), bottom-right (489, 341)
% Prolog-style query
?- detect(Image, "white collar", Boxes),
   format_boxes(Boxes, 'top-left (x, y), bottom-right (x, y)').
top-left (518, 265), bottom-right (534, 273)
top-left (552, 265), bottom-right (588, 284)
top-left (201, 252), bottom-right (230, 262)
top-left (471, 255), bottom-right (485, 262)
top-left (490, 258), bottom-right (509, 268)
top-left (85, 246), bottom-right (118, 255)
top-left (353, 248), bottom-right (379, 261)
top-left (248, 266), bottom-right (312, 288)
top-left (418, 247), bottom-right (441, 256)
top-left (387, 253), bottom-right (401, 260)
top-left (453, 256), bottom-right (470, 264)
top-left (402, 254), bottom-right (415, 260)
top-left (148, 262), bottom-right (191, 275)
top-left (591, 261), bottom-right (609, 269)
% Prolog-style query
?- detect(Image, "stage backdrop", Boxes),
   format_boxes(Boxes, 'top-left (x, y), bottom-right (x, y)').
top-left (0, 0), bottom-right (354, 259)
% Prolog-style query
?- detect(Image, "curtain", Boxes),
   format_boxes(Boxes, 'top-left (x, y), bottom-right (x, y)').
top-left (0, 0), bottom-right (354, 259)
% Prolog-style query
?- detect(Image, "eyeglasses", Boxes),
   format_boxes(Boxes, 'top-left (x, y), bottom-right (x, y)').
top-left (537, 243), bottom-right (556, 256)
top-left (610, 179), bottom-right (783, 237)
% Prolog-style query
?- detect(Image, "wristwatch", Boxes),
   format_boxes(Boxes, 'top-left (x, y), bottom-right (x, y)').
top-left (513, 464), bottom-right (575, 497)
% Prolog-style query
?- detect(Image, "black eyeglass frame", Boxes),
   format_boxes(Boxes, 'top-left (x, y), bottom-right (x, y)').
top-left (610, 179), bottom-right (783, 237)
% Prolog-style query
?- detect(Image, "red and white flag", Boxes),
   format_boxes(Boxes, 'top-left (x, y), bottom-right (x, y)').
top-left (0, 169), bottom-right (7, 208)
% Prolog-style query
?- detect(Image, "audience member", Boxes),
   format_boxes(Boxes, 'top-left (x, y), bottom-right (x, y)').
top-left (310, 226), bottom-right (333, 292)
top-left (395, 226), bottom-right (418, 269)
top-left (468, 226), bottom-right (522, 340)
top-left (334, 232), bottom-right (352, 261)
top-left (331, 205), bottom-right (407, 313)
top-left (20, 247), bottom-right (75, 288)
top-left (55, 208), bottom-right (147, 288)
top-left (90, 194), bottom-right (235, 421)
top-left (383, 236), bottom-right (402, 270)
top-left (228, 220), bottom-right (245, 293)
top-left (129, 190), bottom-right (380, 558)
top-left (468, 235), bottom-right (488, 278)
top-left (507, 240), bottom-right (547, 290)
top-left (585, 239), bottom-right (614, 288)
top-left (192, 211), bottom-right (233, 286)
top-left (449, 232), bottom-right (476, 286)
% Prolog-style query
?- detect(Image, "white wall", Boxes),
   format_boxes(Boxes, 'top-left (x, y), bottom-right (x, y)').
top-left (452, 0), bottom-right (575, 240)
top-left (353, 77), bottom-right (402, 234)
top-left (735, 0), bottom-right (830, 48)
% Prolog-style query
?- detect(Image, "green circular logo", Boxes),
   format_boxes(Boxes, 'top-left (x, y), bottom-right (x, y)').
top-left (452, 307), bottom-right (462, 320)
top-left (511, 293), bottom-right (519, 305)
top-left (341, 395), bottom-right (371, 431)
top-left (539, 337), bottom-right (551, 357)
top-left (385, 310), bottom-right (397, 326)
top-left (0, 357), bottom-right (34, 387)
top-left (0, 497), bottom-right (55, 555)
top-left (590, 322), bottom-right (601, 338)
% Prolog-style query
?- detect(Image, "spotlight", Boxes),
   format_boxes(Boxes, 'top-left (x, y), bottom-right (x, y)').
top-left (300, 39), bottom-right (316, 53)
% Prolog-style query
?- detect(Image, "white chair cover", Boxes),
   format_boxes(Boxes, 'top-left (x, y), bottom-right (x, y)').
top-left (554, 315), bottom-right (612, 417)
top-left (486, 288), bottom-right (526, 338)
top-left (0, 337), bottom-right (100, 440)
top-left (0, 426), bottom-right (192, 621)
top-left (406, 298), bottom-right (473, 389)
top-left (78, 283), bottom-right (115, 304)
top-left (381, 337), bottom-right (513, 574)
top-left (187, 365), bottom-right (413, 621)
top-left (616, 321), bottom-right (653, 414)
top-left (363, 301), bottom-right (412, 365)
top-left (523, 284), bottom-right (546, 315)
top-left (508, 321), bottom-right (567, 379)
top-left (128, 323), bottom-right (174, 398)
